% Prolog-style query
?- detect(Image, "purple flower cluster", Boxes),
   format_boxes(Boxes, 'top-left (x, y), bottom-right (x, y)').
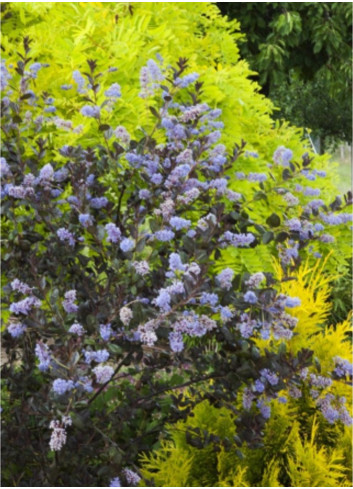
top-left (284, 297), bottom-right (301, 308)
top-left (175, 72), bottom-right (199, 88)
top-left (242, 387), bottom-right (255, 410)
top-left (52, 378), bottom-right (75, 395)
top-left (8, 322), bottom-right (27, 338)
top-left (73, 70), bottom-right (86, 93)
top-left (246, 272), bottom-right (265, 289)
top-left (110, 477), bottom-right (121, 487)
top-left (10, 296), bottom-right (41, 315)
top-left (172, 313), bottom-right (217, 338)
top-left (93, 365), bottom-right (114, 384)
top-left (303, 187), bottom-right (321, 197)
top-left (90, 197), bottom-right (109, 209)
top-left (120, 238), bottom-right (135, 252)
top-left (139, 59), bottom-right (164, 98)
top-left (273, 146), bottom-right (293, 167)
top-left (11, 279), bottom-right (32, 294)
top-left (37, 164), bottom-right (54, 185)
top-left (260, 368), bottom-right (279, 386)
top-left (317, 394), bottom-right (352, 425)
top-left (57, 228), bottom-right (75, 247)
top-left (216, 268), bottom-right (234, 290)
top-left (257, 399), bottom-right (271, 419)
top-left (35, 342), bottom-right (52, 371)
top-left (154, 286), bottom-right (177, 312)
top-left (100, 323), bottom-right (112, 341)
top-left (49, 419), bottom-right (69, 452)
top-left (132, 260), bottom-right (150, 276)
top-left (220, 306), bottom-right (233, 322)
top-left (81, 105), bottom-right (100, 118)
top-left (248, 172), bottom-right (267, 182)
top-left (68, 322), bottom-right (86, 336)
top-left (168, 253), bottom-right (186, 273)
top-left (170, 216), bottom-right (191, 230)
top-left (84, 349), bottom-right (110, 364)
top-left (333, 357), bottom-right (353, 378)
top-left (321, 213), bottom-right (352, 225)
top-left (244, 291), bottom-right (257, 304)
top-left (283, 192), bottom-right (299, 206)
top-left (309, 374), bottom-right (333, 388)
top-left (79, 213), bottom-right (94, 228)
top-left (105, 83), bottom-right (121, 99)
top-left (154, 229), bottom-right (175, 242)
top-left (285, 218), bottom-right (302, 231)
top-left (105, 223), bottom-right (121, 243)
top-left (169, 331), bottom-right (184, 352)
top-left (238, 313), bottom-right (258, 339)
top-left (62, 290), bottom-right (78, 314)
top-left (200, 292), bottom-right (219, 307)
top-left (122, 468), bottom-right (141, 486)
top-left (220, 232), bottom-right (255, 248)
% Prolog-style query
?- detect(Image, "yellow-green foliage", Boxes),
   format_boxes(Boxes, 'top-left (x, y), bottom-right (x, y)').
top-left (256, 256), bottom-right (333, 354)
top-left (2, 2), bottom-right (338, 170)
top-left (3, 2), bottom-right (350, 278)
top-left (139, 441), bottom-right (193, 488)
top-left (212, 244), bottom-right (275, 275)
top-left (140, 400), bottom-right (238, 487)
top-left (257, 257), bottom-right (352, 361)
top-left (140, 399), bottom-right (352, 487)
top-left (286, 419), bottom-right (350, 487)
top-left (256, 257), bottom-right (352, 403)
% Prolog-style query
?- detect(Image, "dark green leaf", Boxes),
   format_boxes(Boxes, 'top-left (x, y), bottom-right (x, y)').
top-left (266, 213), bottom-right (281, 227)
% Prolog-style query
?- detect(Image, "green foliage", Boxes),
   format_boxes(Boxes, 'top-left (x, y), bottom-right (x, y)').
top-left (271, 74), bottom-right (352, 147)
top-left (327, 259), bottom-right (353, 325)
top-left (218, 2), bottom-right (352, 145)
top-left (218, 2), bottom-right (352, 94)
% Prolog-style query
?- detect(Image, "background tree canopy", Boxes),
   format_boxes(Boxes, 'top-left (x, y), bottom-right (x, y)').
top-left (218, 2), bottom-right (353, 149)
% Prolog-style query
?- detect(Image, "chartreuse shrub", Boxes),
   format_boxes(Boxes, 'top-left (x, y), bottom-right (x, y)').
top-left (1, 38), bottom-right (352, 486)
top-left (140, 402), bottom-right (352, 487)
top-left (140, 261), bottom-right (352, 487)
top-left (2, 1), bottom-right (351, 287)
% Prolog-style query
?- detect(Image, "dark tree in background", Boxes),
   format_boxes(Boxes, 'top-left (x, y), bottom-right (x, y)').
top-left (218, 2), bottom-right (352, 151)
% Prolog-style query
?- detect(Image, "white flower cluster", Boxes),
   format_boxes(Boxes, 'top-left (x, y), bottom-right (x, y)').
top-left (49, 416), bottom-right (72, 451)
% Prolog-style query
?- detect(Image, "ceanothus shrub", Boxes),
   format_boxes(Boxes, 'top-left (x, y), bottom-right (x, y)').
top-left (1, 39), bottom-right (352, 487)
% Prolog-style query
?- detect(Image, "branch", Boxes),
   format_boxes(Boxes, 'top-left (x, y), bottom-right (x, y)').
top-left (133, 372), bottom-right (221, 406)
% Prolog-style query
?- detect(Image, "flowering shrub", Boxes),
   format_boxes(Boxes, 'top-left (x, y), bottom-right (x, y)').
top-left (1, 40), bottom-right (352, 486)
top-left (2, 2), bottom-right (352, 286)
